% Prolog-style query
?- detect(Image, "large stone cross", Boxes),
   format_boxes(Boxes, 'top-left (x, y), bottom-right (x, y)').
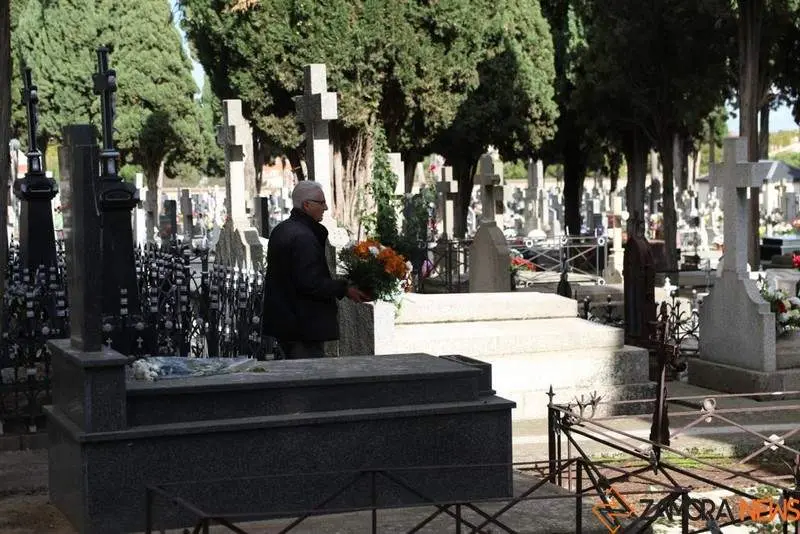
top-left (217, 99), bottom-right (251, 230)
top-left (435, 166), bottom-right (458, 239)
top-left (711, 137), bottom-right (785, 274)
top-left (476, 153), bottom-right (504, 226)
top-left (294, 64), bottom-right (338, 208)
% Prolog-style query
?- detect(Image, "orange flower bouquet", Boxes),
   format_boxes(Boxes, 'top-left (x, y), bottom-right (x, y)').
top-left (339, 240), bottom-right (412, 303)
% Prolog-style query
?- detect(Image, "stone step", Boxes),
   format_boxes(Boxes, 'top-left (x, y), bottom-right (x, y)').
top-left (473, 346), bottom-right (651, 390)
top-left (390, 317), bottom-right (624, 355)
top-left (395, 292), bottom-right (578, 324)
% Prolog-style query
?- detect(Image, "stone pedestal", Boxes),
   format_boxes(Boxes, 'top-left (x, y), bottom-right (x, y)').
top-left (338, 292), bottom-right (653, 419)
top-left (46, 338), bottom-right (514, 534)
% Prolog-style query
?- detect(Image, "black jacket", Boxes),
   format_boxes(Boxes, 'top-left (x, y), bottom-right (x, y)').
top-left (262, 209), bottom-right (348, 342)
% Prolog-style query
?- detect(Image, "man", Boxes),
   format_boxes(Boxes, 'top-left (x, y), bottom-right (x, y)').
top-left (262, 181), bottom-right (367, 358)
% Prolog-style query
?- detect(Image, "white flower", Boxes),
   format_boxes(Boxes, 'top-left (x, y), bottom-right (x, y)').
top-left (789, 297), bottom-right (800, 308)
top-left (369, 246), bottom-right (379, 256)
top-left (132, 360), bottom-right (158, 381)
top-left (779, 312), bottom-right (789, 323)
top-left (405, 261), bottom-right (412, 272)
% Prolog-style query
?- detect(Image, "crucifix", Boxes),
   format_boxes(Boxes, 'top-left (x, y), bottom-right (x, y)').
top-left (435, 166), bottom-right (459, 240)
top-left (294, 64), bottom-right (338, 210)
top-left (710, 137), bottom-right (785, 273)
top-left (216, 100), bottom-right (251, 231)
top-left (476, 153), bottom-right (504, 227)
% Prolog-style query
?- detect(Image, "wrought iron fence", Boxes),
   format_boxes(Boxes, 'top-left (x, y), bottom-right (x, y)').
top-left (419, 239), bottom-right (471, 293)
top-left (0, 240), bottom-right (270, 435)
top-left (545, 319), bottom-right (800, 533)
top-left (514, 234), bottom-right (609, 284)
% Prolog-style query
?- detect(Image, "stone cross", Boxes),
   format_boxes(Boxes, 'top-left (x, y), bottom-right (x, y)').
top-left (294, 64), bottom-right (338, 208)
top-left (476, 153), bottom-right (504, 226)
top-left (710, 137), bottom-right (786, 273)
top-left (217, 99), bottom-right (251, 231)
top-left (435, 166), bottom-right (458, 239)
top-left (180, 189), bottom-right (193, 240)
top-left (524, 159), bottom-right (543, 233)
top-left (785, 191), bottom-right (798, 223)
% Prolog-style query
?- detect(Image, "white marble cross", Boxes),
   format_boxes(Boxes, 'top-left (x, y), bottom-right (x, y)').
top-left (476, 153), bottom-right (504, 225)
top-left (217, 99), bottom-right (251, 230)
top-left (711, 137), bottom-right (789, 274)
top-left (294, 64), bottom-right (338, 208)
top-left (435, 166), bottom-right (458, 239)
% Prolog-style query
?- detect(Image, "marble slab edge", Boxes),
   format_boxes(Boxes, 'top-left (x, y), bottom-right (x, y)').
top-left (44, 396), bottom-right (516, 443)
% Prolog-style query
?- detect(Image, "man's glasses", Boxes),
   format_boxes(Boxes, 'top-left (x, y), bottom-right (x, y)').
top-left (306, 199), bottom-right (327, 206)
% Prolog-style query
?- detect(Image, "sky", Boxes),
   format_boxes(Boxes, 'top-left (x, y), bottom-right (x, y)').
top-left (726, 101), bottom-right (799, 134)
top-left (168, 1), bottom-right (799, 134)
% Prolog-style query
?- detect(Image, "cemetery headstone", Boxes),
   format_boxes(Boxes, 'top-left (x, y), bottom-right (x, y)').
top-left (180, 188), bottom-right (193, 240)
top-left (604, 195), bottom-right (624, 283)
top-left (435, 166), bottom-right (458, 239)
top-left (159, 199), bottom-right (177, 242)
top-left (524, 159), bottom-right (543, 235)
top-left (476, 152), bottom-right (505, 228)
top-left (252, 196), bottom-right (271, 238)
top-left (294, 64), bottom-right (348, 271)
top-left (216, 99), bottom-right (264, 269)
top-left (92, 48), bottom-right (144, 353)
top-left (58, 125), bottom-right (103, 351)
top-left (13, 67), bottom-right (58, 272)
top-left (623, 221), bottom-right (656, 346)
top-left (694, 137), bottom-right (798, 393)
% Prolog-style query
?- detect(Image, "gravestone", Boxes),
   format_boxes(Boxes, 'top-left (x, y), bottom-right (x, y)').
top-left (57, 125), bottom-right (103, 351)
top-left (180, 188), bottom-right (193, 240)
top-left (476, 152), bottom-right (505, 228)
top-left (524, 159), bottom-right (543, 235)
top-left (252, 196), bottom-right (271, 238)
top-left (92, 48), bottom-right (144, 354)
top-left (785, 191), bottom-right (798, 223)
top-left (468, 221), bottom-right (511, 293)
top-left (435, 165), bottom-right (458, 239)
top-left (693, 137), bottom-right (800, 393)
top-left (623, 225), bottom-right (656, 347)
top-left (294, 64), bottom-right (349, 270)
top-left (215, 99), bottom-right (264, 269)
top-left (159, 199), bottom-right (177, 242)
top-left (14, 68), bottom-right (59, 273)
top-left (604, 195), bottom-right (625, 284)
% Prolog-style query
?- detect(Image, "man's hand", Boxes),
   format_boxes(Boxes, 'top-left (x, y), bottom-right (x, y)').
top-left (346, 286), bottom-right (370, 303)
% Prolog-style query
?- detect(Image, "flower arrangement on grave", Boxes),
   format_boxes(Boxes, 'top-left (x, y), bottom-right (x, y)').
top-left (793, 253), bottom-right (800, 271)
top-left (339, 240), bottom-right (412, 304)
top-left (509, 250), bottom-right (535, 274)
top-left (757, 277), bottom-right (800, 335)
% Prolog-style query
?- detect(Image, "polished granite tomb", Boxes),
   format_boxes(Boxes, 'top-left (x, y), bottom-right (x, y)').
top-left (45, 341), bottom-right (515, 534)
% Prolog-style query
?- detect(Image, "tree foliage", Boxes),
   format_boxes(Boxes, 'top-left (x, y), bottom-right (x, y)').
top-left (180, 0), bottom-right (557, 235)
top-left (11, 0), bottom-right (204, 196)
top-left (576, 0), bottom-right (734, 266)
